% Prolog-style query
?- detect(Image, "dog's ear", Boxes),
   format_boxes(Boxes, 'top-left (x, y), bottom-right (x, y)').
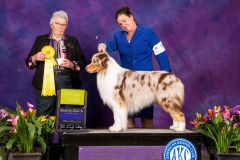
top-left (97, 52), bottom-right (108, 60)
top-left (100, 55), bottom-right (109, 67)
top-left (103, 51), bottom-right (109, 56)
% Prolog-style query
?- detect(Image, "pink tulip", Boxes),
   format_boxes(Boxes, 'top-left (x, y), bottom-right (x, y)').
top-left (27, 102), bottom-right (36, 113)
top-left (7, 115), bottom-right (19, 127)
top-left (233, 123), bottom-right (238, 129)
top-left (12, 115), bottom-right (19, 126)
top-left (222, 107), bottom-right (230, 120)
top-left (7, 115), bottom-right (20, 133)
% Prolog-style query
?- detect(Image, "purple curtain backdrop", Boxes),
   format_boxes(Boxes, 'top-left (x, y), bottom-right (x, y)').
top-left (0, 0), bottom-right (239, 129)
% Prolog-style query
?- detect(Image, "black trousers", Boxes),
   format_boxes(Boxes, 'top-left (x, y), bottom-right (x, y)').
top-left (34, 74), bottom-right (72, 117)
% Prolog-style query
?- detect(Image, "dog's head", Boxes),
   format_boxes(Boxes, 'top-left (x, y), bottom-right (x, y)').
top-left (85, 52), bottom-right (109, 73)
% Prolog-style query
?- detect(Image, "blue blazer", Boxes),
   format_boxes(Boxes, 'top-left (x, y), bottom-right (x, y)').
top-left (106, 25), bottom-right (171, 72)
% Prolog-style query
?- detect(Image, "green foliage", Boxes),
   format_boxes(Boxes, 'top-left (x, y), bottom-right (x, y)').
top-left (0, 102), bottom-right (55, 153)
top-left (191, 105), bottom-right (240, 153)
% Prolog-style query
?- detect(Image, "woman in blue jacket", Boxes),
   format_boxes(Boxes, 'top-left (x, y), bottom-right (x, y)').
top-left (98, 6), bottom-right (171, 128)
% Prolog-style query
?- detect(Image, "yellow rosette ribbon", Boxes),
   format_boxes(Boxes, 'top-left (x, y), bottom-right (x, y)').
top-left (41, 46), bottom-right (57, 96)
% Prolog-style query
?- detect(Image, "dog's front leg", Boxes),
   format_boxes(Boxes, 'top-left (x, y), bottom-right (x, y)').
top-left (109, 105), bottom-right (128, 132)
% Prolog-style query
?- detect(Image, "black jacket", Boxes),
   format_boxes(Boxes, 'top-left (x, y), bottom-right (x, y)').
top-left (25, 34), bottom-right (87, 90)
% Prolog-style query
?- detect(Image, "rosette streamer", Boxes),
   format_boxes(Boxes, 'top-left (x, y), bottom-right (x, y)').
top-left (41, 46), bottom-right (57, 96)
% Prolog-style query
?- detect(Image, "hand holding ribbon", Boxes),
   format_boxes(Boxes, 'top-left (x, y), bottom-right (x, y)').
top-left (41, 46), bottom-right (57, 96)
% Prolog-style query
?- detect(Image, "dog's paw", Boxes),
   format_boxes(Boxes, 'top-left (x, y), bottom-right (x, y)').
top-left (173, 122), bottom-right (186, 132)
top-left (174, 127), bottom-right (184, 132)
top-left (109, 125), bottom-right (123, 132)
top-left (169, 125), bottom-right (177, 130)
top-left (169, 122), bottom-right (178, 130)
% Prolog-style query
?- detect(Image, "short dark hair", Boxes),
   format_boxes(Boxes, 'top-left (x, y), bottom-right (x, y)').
top-left (115, 6), bottom-right (137, 23)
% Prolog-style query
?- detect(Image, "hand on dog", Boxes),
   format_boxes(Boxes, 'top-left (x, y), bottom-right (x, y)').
top-left (98, 43), bottom-right (107, 52)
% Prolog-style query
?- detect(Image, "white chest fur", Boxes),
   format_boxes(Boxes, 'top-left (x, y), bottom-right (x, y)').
top-left (96, 59), bottom-right (125, 107)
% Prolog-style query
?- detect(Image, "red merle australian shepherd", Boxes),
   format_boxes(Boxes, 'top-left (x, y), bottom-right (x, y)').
top-left (86, 52), bottom-right (185, 132)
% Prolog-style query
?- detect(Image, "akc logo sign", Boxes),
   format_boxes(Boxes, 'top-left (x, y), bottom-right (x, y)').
top-left (163, 138), bottom-right (197, 160)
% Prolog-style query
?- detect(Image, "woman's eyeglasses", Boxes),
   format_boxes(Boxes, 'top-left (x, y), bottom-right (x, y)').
top-left (54, 22), bottom-right (67, 27)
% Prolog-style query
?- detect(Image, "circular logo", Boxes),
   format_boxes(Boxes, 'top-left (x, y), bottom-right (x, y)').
top-left (163, 138), bottom-right (197, 160)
